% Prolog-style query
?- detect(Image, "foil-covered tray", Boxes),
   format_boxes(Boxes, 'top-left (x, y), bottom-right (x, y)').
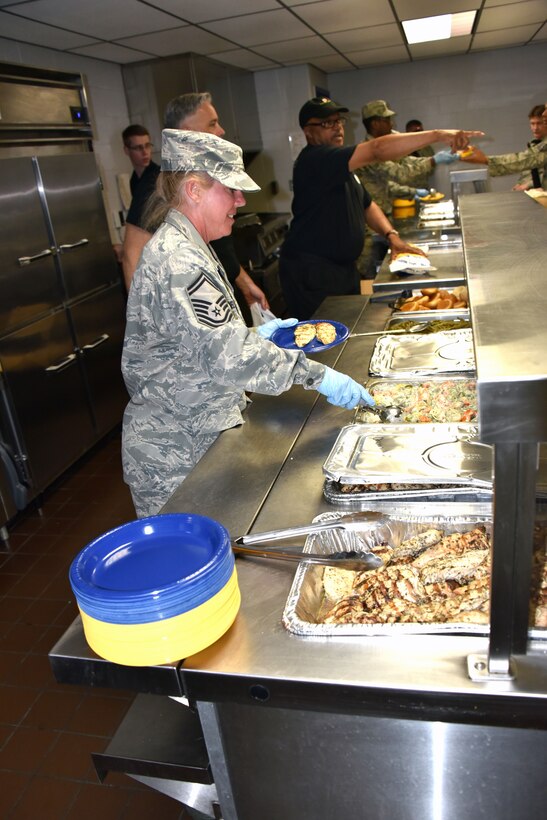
top-left (369, 329), bottom-right (475, 376)
top-left (282, 509), bottom-right (547, 638)
top-left (324, 479), bottom-right (492, 505)
top-left (322, 423), bottom-right (493, 487)
top-left (355, 378), bottom-right (477, 424)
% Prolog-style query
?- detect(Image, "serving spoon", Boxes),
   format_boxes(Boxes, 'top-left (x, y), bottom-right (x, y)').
top-left (360, 403), bottom-right (404, 423)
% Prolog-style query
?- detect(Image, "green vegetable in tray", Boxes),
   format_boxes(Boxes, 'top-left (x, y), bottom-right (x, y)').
top-left (390, 319), bottom-right (471, 333)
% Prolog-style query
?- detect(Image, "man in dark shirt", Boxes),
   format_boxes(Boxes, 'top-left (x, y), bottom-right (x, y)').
top-left (121, 95), bottom-right (268, 311)
top-left (279, 97), bottom-right (479, 319)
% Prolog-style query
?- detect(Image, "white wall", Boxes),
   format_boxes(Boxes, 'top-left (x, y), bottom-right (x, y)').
top-left (328, 42), bottom-right (547, 194)
top-left (0, 38), bottom-right (131, 244)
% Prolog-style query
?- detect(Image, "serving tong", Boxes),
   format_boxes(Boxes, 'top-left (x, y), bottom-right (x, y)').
top-left (233, 511), bottom-right (386, 571)
top-left (350, 321), bottom-right (429, 339)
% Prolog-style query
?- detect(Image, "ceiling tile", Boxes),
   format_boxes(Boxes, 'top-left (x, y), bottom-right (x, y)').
top-left (393, 0), bottom-right (478, 18)
top-left (478, 1), bottom-right (547, 30)
top-left (307, 53), bottom-right (358, 72)
top-left (69, 42), bottom-right (153, 63)
top-left (10, 0), bottom-right (180, 40)
top-left (409, 35), bottom-right (473, 58)
top-left (202, 9), bottom-right (312, 46)
top-left (117, 26), bottom-right (234, 57)
top-left (327, 23), bottom-right (403, 52)
top-left (148, 0), bottom-right (280, 23)
top-left (531, 21), bottom-right (547, 38)
top-left (471, 24), bottom-right (540, 48)
top-left (347, 45), bottom-right (410, 67)
top-left (293, 0), bottom-right (395, 32)
top-left (207, 49), bottom-right (279, 70)
top-left (254, 35), bottom-right (337, 61)
top-left (0, 9), bottom-right (98, 49)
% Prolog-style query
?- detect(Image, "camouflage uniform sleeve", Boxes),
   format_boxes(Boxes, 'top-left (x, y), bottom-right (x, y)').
top-left (487, 145), bottom-right (547, 177)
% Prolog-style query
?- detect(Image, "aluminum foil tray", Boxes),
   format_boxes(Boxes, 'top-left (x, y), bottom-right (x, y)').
top-left (417, 219), bottom-right (456, 229)
top-left (282, 509), bottom-right (546, 638)
top-left (324, 479), bottom-right (492, 506)
top-left (322, 423), bottom-right (493, 487)
top-left (385, 310), bottom-right (470, 330)
top-left (355, 378), bottom-right (477, 425)
top-left (369, 329), bottom-right (475, 376)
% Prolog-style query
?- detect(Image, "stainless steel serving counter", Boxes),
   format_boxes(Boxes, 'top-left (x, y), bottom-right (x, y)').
top-left (51, 286), bottom-right (547, 820)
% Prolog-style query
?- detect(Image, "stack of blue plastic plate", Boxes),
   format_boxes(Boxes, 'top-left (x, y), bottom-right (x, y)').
top-left (69, 513), bottom-right (240, 666)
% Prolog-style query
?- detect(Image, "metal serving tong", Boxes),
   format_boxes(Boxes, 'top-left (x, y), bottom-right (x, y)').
top-left (350, 321), bottom-right (429, 338)
top-left (232, 543), bottom-right (382, 571)
top-left (233, 512), bottom-right (385, 570)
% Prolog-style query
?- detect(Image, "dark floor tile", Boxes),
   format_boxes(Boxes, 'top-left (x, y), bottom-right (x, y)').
top-left (0, 620), bottom-right (48, 653)
top-left (23, 596), bottom-right (71, 626)
top-left (0, 596), bottom-right (32, 622)
top-left (6, 652), bottom-right (57, 689)
top-left (0, 685), bottom-right (40, 724)
top-left (38, 731), bottom-right (102, 781)
top-left (6, 570), bottom-right (54, 599)
top-left (9, 774), bottom-right (81, 819)
top-left (67, 693), bottom-right (132, 737)
top-left (0, 770), bottom-right (31, 816)
top-left (0, 722), bottom-right (14, 750)
top-left (64, 782), bottom-right (131, 819)
top-left (21, 688), bottom-right (83, 731)
top-left (0, 551), bottom-right (42, 575)
top-left (32, 622), bottom-right (71, 654)
top-left (0, 725), bottom-right (58, 772)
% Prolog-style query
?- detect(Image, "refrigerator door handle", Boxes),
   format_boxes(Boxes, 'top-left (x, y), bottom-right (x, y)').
top-left (82, 333), bottom-right (109, 351)
top-left (45, 353), bottom-right (77, 373)
top-left (0, 442), bottom-right (28, 510)
top-left (18, 248), bottom-right (54, 266)
top-left (58, 238), bottom-right (89, 251)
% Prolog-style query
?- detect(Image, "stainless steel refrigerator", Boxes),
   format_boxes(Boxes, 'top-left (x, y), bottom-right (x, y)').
top-left (0, 152), bottom-right (128, 535)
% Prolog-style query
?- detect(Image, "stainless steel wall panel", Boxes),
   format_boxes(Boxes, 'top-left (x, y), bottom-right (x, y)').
top-left (0, 157), bottom-right (63, 334)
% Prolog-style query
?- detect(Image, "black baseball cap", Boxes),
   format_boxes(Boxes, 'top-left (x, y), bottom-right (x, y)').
top-left (298, 96), bottom-right (349, 128)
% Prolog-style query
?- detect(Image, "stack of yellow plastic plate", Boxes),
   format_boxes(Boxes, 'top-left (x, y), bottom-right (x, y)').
top-left (69, 513), bottom-right (240, 666)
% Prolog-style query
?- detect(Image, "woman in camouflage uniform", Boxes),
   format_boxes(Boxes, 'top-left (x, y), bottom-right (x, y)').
top-left (122, 130), bottom-right (373, 516)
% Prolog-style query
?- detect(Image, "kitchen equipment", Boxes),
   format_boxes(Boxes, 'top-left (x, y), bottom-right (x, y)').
top-left (235, 511), bottom-right (389, 545)
top-left (369, 329), bottom-right (475, 377)
top-left (232, 543), bottom-right (382, 571)
top-left (362, 404), bottom-right (404, 423)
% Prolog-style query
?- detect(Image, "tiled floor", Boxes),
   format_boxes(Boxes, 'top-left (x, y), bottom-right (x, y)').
top-left (0, 429), bottom-right (192, 819)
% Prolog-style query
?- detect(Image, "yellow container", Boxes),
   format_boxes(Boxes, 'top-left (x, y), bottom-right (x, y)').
top-left (392, 198), bottom-right (416, 218)
top-left (79, 568), bottom-right (240, 666)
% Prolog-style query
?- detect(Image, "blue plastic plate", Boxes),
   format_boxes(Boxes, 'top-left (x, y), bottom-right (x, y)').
top-left (270, 319), bottom-right (349, 353)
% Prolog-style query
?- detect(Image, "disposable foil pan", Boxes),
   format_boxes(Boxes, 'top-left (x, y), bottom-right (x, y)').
top-left (282, 509), bottom-right (546, 638)
top-left (385, 310), bottom-right (469, 329)
top-left (417, 218), bottom-right (456, 228)
top-left (324, 479), bottom-right (492, 506)
top-left (355, 377), bottom-right (477, 425)
top-left (369, 329), bottom-right (475, 376)
top-left (322, 423), bottom-right (493, 487)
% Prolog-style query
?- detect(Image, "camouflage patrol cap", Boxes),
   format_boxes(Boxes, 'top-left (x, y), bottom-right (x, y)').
top-left (299, 97), bottom-right (349, 128)
top-left (161, 129), bottom-right (260, 191)
top-left (361, 100), bottom-right (396, 120)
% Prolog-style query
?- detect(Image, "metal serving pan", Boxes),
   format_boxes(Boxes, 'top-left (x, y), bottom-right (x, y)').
top-left (282, 509), bottom-right (547, 639)
top-left (368, 328), bottom-right (475, 377)
top-left (355, 377), bottom-right (477, 425)
top-left (324, 479), bottom-right (491, 506)
top-left (385, 310), bottom-right (470, 330)
top-left (322, 423), bottom-right (492, 487)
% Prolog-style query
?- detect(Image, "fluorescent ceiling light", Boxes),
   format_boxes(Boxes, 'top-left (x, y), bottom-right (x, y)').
top-left (402, 11), bottom-right (477, 45)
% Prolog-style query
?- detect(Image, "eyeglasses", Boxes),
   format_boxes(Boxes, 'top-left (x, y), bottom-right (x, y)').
top-left (306, 117), bottom-right (347, 130)
top-left (128, 142), bottom-right (154, 152)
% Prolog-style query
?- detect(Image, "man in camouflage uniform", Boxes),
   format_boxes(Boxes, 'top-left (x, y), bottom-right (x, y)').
top-left (122, 130), bottom-right (373, 517)
top-left (513, 105), bottom-right (547, 190)
top-left (459, 104), bottom-right (547, 188)
top-left (356, 101), bottom-right (459, 278)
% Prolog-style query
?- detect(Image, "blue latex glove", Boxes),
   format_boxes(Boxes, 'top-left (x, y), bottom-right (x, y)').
top-left (415, 188), bottom-right (429, 198)
top-left (256, 317), bottom-right (298, 340)
top-left (433, 149), bottom-right (459, 165)
top-left (317, 367), bottom-right (374, 410)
